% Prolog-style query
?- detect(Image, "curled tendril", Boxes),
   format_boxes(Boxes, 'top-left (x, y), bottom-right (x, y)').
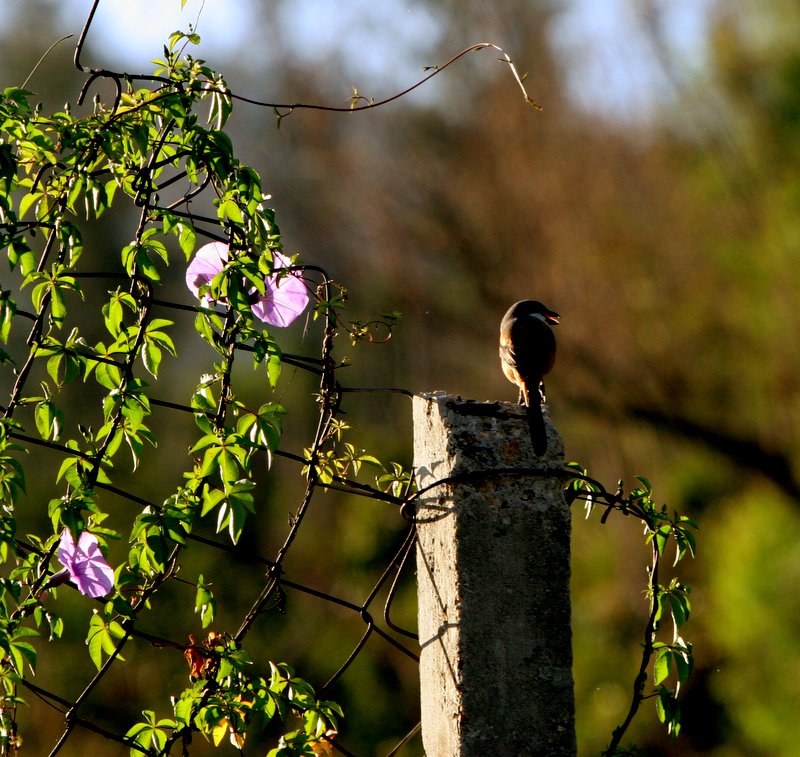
top-left (348, 314), bottom-right (402, 345)
top-left (73, 0), bottom-right (540, 122)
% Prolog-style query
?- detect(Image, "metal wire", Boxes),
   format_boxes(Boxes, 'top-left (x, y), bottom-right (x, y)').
top-left (1, 2), bottom-right (425, 753)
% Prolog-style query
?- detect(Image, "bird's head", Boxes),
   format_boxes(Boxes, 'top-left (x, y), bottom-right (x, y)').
top-left (509, 299), bottom-right (560, 325)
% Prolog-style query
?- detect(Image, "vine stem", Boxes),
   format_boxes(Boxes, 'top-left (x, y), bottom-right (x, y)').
top-left (233, 275), bottom-right (340, 643)
top-left (46, 545), bottom-right (182, 756)
top-left (604, 543), bottom-right (661, 755)
top-left (72, 0), bottom-right (538, 117)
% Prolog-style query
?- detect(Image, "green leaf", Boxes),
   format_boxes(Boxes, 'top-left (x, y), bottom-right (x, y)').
top-left (66, 174), bottom-right (84, 214)
top-left (178, 222), bottom-right (196, 259)
top-left (173, 690), bottom-right (196, 728)
top-left (654, 524), bottom-right (671, 555)
top-left (46, 348), bottom-right (83, 386)
top-left (673, 640), bottom-right (693, 684)
top-left (142, 342), bottom-right (162, 377)
top-left (125, 710), bottom-right (176, 753)
top-left (86, 611), bottom-right (126, 670)
top-left (668, 591), bottom-right (690, 628)
top-left (214, 482), bottom-right (255, 543)
top-left (8, 241), bottom-right (35, 277)
top-left (218, 449), bottom-right (241, 486)
top-left (34, 399), bottom-right (63, 441)
top-left (200, 487), bottom-right (226, 518)
top-left (0, 292), bottom-right (15, 343)
top-left (655, 686), bottom-right (682, 737)
top-left (94, 361), bottom-right (122, 391)
top-left (33, 605), bottom-right (64, 640)
top-left (195, 575), bottom-right (216, 628)
top-left (122, 242), bottom-right (163, 283)
top-left (55, 454), bottom-right (88, 489)
top-left (237, 403), bottom-right (284, 452)
top-left (7, 627), bottom-right (39, 675)
top-left (198, 446), bottom-right (222, 478)
top-left (102, 291), bottom-right (136, 338)
top-left (653, 646), bottom-right (672, 685)
top-left (17, 191), bottom-right (41, 219)
top-left (220, 198), bottom-right (243, 223)
top-left (144, 238), bottom-right (169, 265)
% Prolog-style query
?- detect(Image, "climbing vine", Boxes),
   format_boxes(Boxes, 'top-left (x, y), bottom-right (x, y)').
top-left (0, 1), bottom-right (698, 754)
top-left (565, 465), bottom-right (697, 754)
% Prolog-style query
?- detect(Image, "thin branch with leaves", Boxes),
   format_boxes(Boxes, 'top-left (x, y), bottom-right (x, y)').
top-left (565, 464), bottom-right (697, 754)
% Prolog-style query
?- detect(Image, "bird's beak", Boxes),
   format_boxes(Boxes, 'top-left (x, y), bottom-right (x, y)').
top-left (545, 312), bottom-right (560, 325)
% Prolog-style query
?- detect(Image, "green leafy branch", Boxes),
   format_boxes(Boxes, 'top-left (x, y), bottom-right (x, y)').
top-left (127, 634), bottom-right (341, 756)
top-left (0, 29), bottom-right (348, 752)
top-left (565, 464), bottom-right (698, 753)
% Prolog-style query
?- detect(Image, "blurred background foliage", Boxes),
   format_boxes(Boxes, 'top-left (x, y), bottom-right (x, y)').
top-left (3, 0), bottom-right (800, 754)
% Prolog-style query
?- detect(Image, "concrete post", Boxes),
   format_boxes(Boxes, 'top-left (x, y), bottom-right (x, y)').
top-left (413, 391), bottom-right (575, 757)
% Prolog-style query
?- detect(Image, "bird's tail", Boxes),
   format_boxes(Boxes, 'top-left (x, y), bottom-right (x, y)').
top-left (526, 400), bottom-right (547, 456)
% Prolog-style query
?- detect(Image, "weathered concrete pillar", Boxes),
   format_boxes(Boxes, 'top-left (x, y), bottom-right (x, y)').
top-left (414, 391), bottom-right (575, 757)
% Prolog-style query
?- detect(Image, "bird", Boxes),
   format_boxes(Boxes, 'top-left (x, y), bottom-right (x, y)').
top-left (499, 300), bottom-right (559, 455)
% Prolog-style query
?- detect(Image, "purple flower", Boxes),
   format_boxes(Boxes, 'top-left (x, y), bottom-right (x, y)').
top-left (185, 243), bottom-right (309, 327)
top-left (185, 241), bottom-right (229, 308)
top-left (57, 529), bottom-right (115, 599)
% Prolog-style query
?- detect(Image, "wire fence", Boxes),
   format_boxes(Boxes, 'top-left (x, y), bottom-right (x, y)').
top-left (0, 5), bottom-right (702, 751)
top-left (0, 2), bottom-right (430, 753)
top-left (6, 277), bottom-right (422, 755)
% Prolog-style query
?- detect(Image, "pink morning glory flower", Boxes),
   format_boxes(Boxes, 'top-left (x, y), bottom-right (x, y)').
top-left (57, 529), bottom-right (115, 598)
top-left (185, 242), bottom-right (309, 327)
